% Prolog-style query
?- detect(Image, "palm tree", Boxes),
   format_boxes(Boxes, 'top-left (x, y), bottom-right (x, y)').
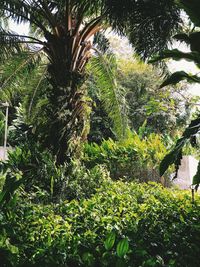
top-left (0, 0), bottom-right (181, 164)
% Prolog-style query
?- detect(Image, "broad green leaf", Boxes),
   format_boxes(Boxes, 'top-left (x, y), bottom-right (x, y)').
top-left (159, 138), bottom-right (185, 177)
top-left (183, 117), bottom-right (200, 138)
top-left (116, 238), bottom-right (129, 258)
top-left (192, 161), bottom-right (200, 187)
top-left (104, 232), bottom-right (116, 250)
top-left (179, 0), bottom-right (200, 27)
top-left (149, 49), bottom-right (200, 67)
top-left (173, 33), bottom-right (190, 44)
top-left (160, 71), bottom-right (200, 88)
top-left (160, 115), bottom-right (200, 177)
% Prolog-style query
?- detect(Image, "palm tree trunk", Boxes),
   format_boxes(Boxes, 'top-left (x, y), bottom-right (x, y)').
top-left (39, 14), bottom-right (101, 164)
top-left (45, 69), bottom-right (88, 164)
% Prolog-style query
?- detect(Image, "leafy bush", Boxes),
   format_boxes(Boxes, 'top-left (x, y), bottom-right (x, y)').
top-left (64, 160), bottom-right (110, 200)
top-left (1, 182), bottom-right (200, 267)
top-left (83, 131), bottom-right (170, 184)
top-left (0, 144), bottom-right (109, 204)
top-left (0, 144), bottom-right (64, 203)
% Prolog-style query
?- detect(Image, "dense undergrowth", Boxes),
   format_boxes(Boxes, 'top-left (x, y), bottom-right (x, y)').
top-left (1, 181), bottom-right (200, 267)
top-left (83, 132), bottom-right (169, 183)
top-left (1, 133), bottom-right (199, 267)
top-left (0, 131), bottom-right (171, 205)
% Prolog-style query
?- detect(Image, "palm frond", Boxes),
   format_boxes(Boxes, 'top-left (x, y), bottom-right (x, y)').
top-left (1, 0), bottom-right (50, 34)
top-left (89, 51), bottom-right (128, 139)
top-left (0, 27), bottom-right (25, 62)
top-left (0, 15), bottom-right (9, 29)
top-left (106, 0), bottom-right (181, 59)
top-left (18, 77), bottom-right (50, 143)
top-left (23, 65), bottom-right (48, 121)
top-left (1, 0), bottom-right (31, 24)
top-left (0, 50), bottom-right (43, 105)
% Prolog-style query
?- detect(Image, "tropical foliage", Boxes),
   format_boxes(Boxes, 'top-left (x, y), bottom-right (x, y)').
top-left (0, 0), bottom-right (181, 163)
top-left (87, 57), bottom-right (194, 143)
top-left (117, 59), bottom-right (194, 135)
top-left (83, 131), bottom-right (170, 184)
top-left (0, 144), bottom-right (110, 204)
top-left (1, 181), bottom-right (200, 267)
top-left (149, 0), bottom-right (200, 188)
top-left (1, 2), bottom-right (200, 267)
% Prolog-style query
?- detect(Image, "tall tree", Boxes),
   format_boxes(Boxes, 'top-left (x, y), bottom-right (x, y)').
top-left (0, 0), bottom-right (181, 164)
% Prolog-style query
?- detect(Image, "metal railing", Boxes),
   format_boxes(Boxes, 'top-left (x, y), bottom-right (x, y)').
top-left (0, 102), bottom-right (9, 160)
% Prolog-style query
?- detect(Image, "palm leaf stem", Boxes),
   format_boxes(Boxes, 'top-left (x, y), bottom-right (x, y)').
top-left (1, 33), bottom-right (45, 45)
top-left (28, 67), bottom-right (47, 116)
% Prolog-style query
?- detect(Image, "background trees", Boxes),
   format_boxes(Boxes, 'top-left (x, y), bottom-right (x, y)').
top-left (87, 56), bottom-right (195, 143)
top-left (117, 59), bottom-right (194, 135)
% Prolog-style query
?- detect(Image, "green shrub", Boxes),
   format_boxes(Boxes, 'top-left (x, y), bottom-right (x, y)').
top-left (83, 132), bottom-right (170, 184)
top-left (64, 160), bottom-right (110, 200)
top-left (0, 145), bottom-right (109, 204)
top-left (0, 144), bottom-right (64, 203)
top-left (1, 182), bottom-right (200, 267)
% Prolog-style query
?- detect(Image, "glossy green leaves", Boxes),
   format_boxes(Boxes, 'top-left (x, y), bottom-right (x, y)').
top-left (104, 232), bottom-right (116, 250)
top-left (116, 238), bottom-right (129, 258)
